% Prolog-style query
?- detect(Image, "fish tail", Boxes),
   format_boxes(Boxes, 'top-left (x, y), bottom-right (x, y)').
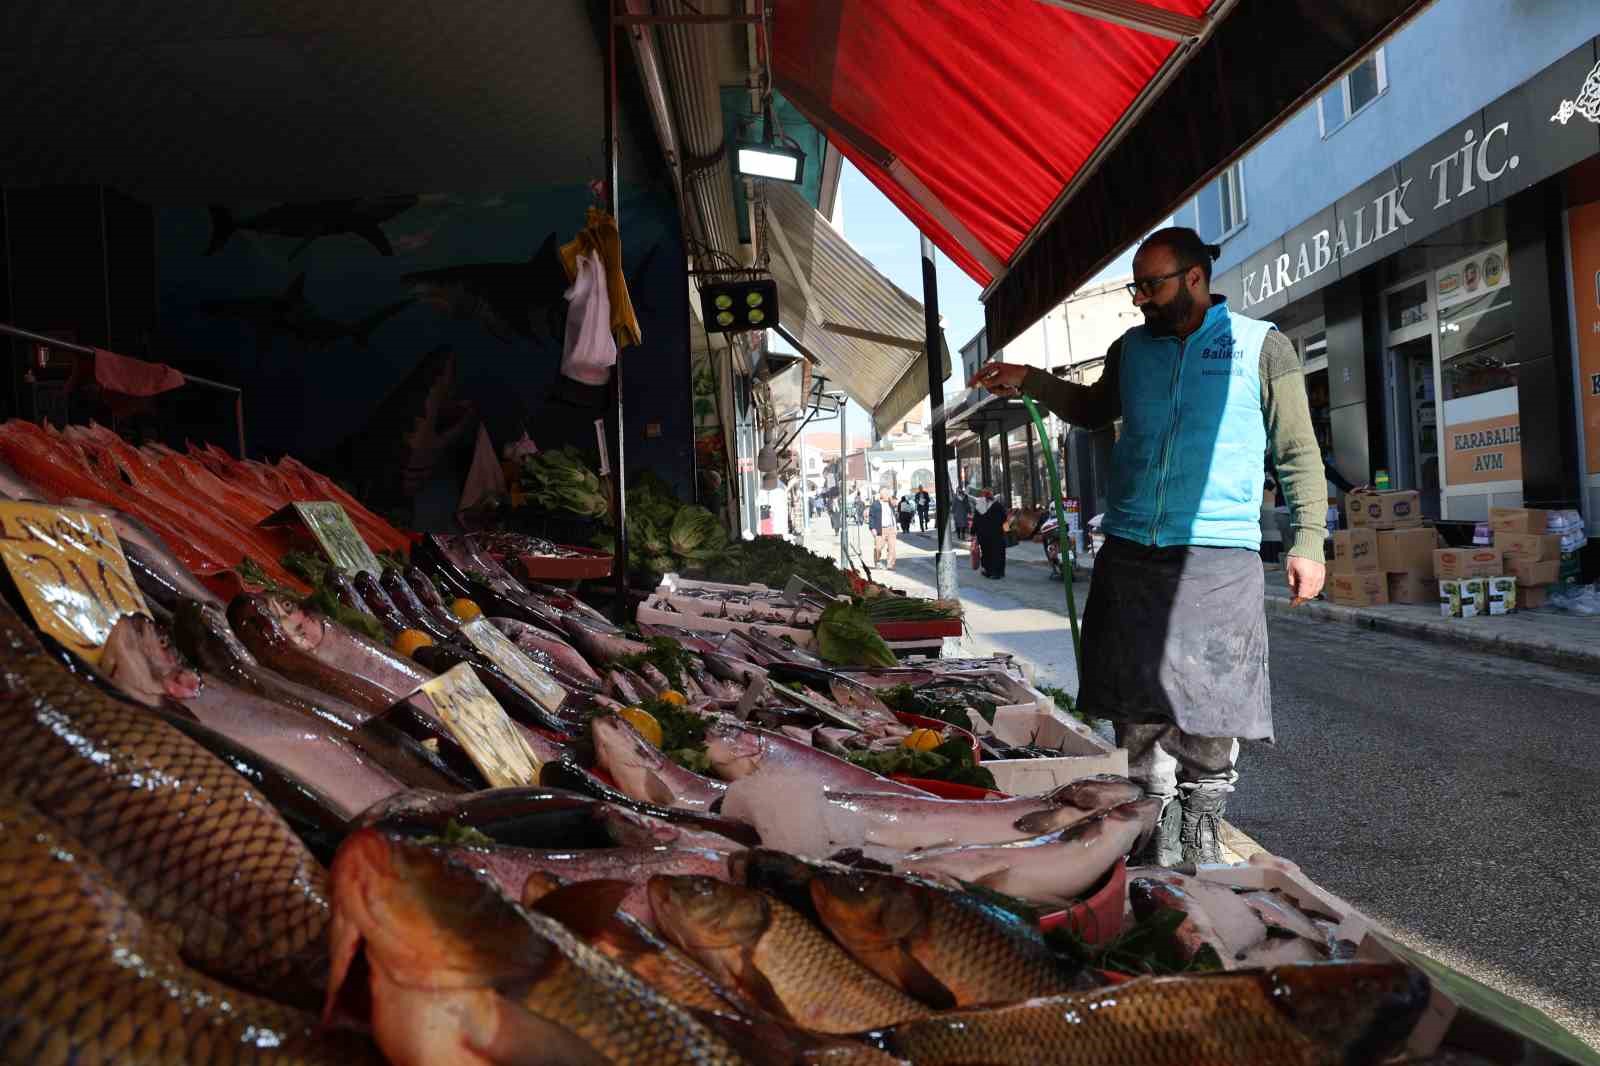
top-left (204, 205), bottom-right (235, 255)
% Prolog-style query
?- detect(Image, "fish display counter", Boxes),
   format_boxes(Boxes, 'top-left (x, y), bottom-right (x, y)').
top-left (0, 414), bottom-right (1589, 1065)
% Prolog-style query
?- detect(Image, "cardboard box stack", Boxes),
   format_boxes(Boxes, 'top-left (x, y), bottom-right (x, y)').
top-left (1490, 507), bottom-right (1564, 609)
top-left (1337, 490), bottom-right (1437, 606)
top-left (1434, 545), bottom-right (1503, 618)
top-left (1327, 527), bottom-right (1386, 606)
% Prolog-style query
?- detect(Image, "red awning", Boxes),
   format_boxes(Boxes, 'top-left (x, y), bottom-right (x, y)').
top-left (772, 0), bottom-right (1435, 349)
top-left (773, 0), bottom-right (1203, 285)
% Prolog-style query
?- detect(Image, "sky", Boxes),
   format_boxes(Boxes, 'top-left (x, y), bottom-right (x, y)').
top-left (805, 161), bottom-right (1145, 439)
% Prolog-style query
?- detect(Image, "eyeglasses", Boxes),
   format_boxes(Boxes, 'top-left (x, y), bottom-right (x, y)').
top-left (1125, 267), bottom-right (1192, 298)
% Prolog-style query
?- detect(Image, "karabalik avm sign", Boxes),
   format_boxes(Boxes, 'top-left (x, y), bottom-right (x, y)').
top-left (1240, 124), bottom-right (1520, 309)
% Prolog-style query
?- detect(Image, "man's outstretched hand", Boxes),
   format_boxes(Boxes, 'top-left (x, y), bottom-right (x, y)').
top-left (970, 362), bottom-right (1029, 397)
top-left (1286, 555), bottom-right (1326, 606)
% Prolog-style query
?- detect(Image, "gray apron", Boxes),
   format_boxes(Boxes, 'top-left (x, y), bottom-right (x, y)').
top-left (1077, 535), bottom-right (1272, 741)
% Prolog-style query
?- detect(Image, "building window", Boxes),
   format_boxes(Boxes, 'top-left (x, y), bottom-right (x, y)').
top-left (1318, 48), bottom-right (1388, 137)
top-left (1195, 162), bottom-right (1246, 244)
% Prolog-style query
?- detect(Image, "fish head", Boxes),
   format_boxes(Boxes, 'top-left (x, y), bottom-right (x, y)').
top-left (810, 870), bottom-right (930, 950)
top-left (174, 597), bottom-right (257, 667)
top-left (97, 613), bottom-right (200, 707)
top-left (1262, 962), bottom-right (1430, 1059)
top-left (647, 875), bottom-right (770, 954)
top-left (1106, 796), bottom-right (1165, 853)
top-left (704, 723), bottom-right (764, 779)
top-left (326, 828), bottom-right (555, 1008)
top-left (1052, 774), bottom-right (1146, 812)
top-left (259, 594), bottom-right (326, 649)
top-left (591, 714), bottom-right (649, 762)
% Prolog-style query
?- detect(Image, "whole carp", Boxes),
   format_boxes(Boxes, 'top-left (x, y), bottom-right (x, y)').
top-left (0, 796), bottom-right (381, 1065)
top-left (529, 880), bottom-right (759, 1018)
top-left (326, 828), bottom-right (747, 1065)
top-left (808, 865), bottom-right (1087, 1009)
top-left (866, 963), bottom-right (1431, 1066)
top-left (793, 775), bottom-right (1145, 856)
top-left (435, 841), bottom-right (735, 931)
top-left (891, 797), bottom-right (1161, 907)
top-left (649, 875), bottom-right (933, 1034)
top-left (99, 613), bottom-right (408, 820)
top-left (230, 593), bottom-right (434, 714)
top-left (593, 714), bottom-right (728, 812)
top-left (0, 596), bottom-right (331, 1003)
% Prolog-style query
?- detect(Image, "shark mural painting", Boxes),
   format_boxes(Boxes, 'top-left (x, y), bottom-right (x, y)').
top-left (157, 183), bottom-right (692, 529)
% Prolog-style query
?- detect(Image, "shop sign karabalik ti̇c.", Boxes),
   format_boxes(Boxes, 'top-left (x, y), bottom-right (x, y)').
top-left (1218, 43), bottom-right (1600, 312)
top-left (1239, 124), bottom-right (1517, 309)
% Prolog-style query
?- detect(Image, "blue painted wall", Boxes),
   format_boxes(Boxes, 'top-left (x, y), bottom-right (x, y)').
top-left (155, 180), bottom-right (693, 528)
top-left (1175, 0), bottom-right (1600, 275)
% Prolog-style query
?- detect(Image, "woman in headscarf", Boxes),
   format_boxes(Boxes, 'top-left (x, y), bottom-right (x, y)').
top-left (971, 490), bottom-right (1008, 578)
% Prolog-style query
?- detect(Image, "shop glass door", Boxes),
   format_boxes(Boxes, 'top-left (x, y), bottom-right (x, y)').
top-left (1382, 277), bottom-right (1440, 517)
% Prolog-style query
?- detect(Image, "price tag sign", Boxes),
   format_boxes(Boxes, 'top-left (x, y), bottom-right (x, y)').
top-left (261, 501), bottom-right (382, 577)
top-left (0, 503), bottom-right (150, 666)
top-left (458, 617), bottom-right (567, 714)
top-left (415, 663), bottom-right (542, 787)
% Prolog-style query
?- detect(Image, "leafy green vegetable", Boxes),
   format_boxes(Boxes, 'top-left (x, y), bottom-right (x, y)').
top-left (521, 448), bottom-right (609, 518)
top-left (879, 683), bottom-right (1000, 728)
top-left (696, 539), bottom-right (851, 594)
top-left (668, 747), bottom-right (714, 774)
top-left (846, 738), bottom-right (997, 790)
top-left (303, 579), bottom-right (388, 642)
top-left (669, 506), bottom-right (727, 560)
top-left (854, 593), bottom-right (961, 622)
top-left (614, 637), bottom-right (696, 691)
top-left (417, 820), bottom-right (496, 848)
top-left (283, 549), bottom-right (331, 586)
top-left (817, 601), bottom-right (897, 668)
top-left (237, 556), bottom-right (297, 596)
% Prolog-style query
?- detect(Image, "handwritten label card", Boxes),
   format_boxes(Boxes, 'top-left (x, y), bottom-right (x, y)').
top-left (261, 501), bottom-right (383, 577)
top-left (0, 503), bottom-right (150, 665)
top-left (458, 617), bottom-right (567, 714)
top-left (415, 663), bottom-right (542, 787)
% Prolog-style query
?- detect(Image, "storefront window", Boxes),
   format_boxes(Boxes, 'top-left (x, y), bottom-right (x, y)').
top-left (1386, 281), bottom-right (1429, 331)
top-left (1437, 242), bottom-right (1514, 401)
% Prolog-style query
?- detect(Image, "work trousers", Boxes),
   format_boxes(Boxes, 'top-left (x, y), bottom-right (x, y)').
top-left (1115, 722), bottom-right (1239, 802)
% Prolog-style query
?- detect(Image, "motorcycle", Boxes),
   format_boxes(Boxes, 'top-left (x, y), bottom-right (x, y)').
top-left (1035, 511), bottom-right (1101, 580)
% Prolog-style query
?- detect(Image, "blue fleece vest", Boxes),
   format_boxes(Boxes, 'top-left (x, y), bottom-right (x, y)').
top-left (1102, 299), bottom-right (1275, 550)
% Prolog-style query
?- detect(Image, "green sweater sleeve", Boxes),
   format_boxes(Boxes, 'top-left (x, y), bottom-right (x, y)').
top-left (1260, 331), bottom-right (1327, 563)
top-left (1019, 340), bottom-right (1122, 429)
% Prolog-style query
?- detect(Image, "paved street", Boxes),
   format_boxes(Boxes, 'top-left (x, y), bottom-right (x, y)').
top-left (802, 522), bottom-right (1600, 1048)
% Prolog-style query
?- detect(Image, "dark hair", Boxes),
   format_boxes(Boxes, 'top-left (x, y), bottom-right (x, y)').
top-left (1142, 226), bottom-right (1222, 282)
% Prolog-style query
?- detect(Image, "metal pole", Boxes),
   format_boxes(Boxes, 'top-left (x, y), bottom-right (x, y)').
top-left (920, 235), bottom-right (956, 600)
top-left (838, 397), bottom-right (848, 570)
top-left (604, 0), bottom-right (629, 623)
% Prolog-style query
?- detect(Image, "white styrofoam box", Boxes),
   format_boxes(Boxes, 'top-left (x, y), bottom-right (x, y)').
top-left (982, 750), bottom-right (1129, 795)
top-left (635, 597), bottom-right (817, 649)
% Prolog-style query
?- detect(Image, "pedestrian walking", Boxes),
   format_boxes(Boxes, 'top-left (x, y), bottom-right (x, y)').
top-left (952, 488), bottom-right (971, 543)
top-left (970, 490), bottom-right (1008, 578)
top-left (915, 487), bottom-right (931, 532)
top-left (897, 494), bottom-right (915, 534)
top-left (853, 494), bottom-right (866, 527)
top-left (970, 226), bottom-right (1327, 866)
top-left (869, 489), bottom-right (897, 569)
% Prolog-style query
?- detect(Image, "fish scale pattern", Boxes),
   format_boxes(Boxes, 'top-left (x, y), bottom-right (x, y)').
top-left (0, 795), bottom-right (378, 1065)
top-left (880, 969), bottom-right (1403, 1065)
top-left (0, 597), bottom-right (332, 1004)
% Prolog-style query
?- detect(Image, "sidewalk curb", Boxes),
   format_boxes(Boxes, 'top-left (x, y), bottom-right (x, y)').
top-left (1263, 594), bottom-right (1600, 678)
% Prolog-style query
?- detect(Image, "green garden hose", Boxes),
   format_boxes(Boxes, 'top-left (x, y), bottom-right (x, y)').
top-left (1023, 396), bottom-right (1083, 676)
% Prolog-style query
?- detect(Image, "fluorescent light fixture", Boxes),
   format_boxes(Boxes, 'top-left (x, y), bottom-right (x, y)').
top-left (737, 143), bottom-right (805, 183)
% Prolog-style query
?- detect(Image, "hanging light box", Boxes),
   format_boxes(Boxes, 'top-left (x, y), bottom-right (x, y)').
top-left (699, 277), bottom-right (779, 335)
